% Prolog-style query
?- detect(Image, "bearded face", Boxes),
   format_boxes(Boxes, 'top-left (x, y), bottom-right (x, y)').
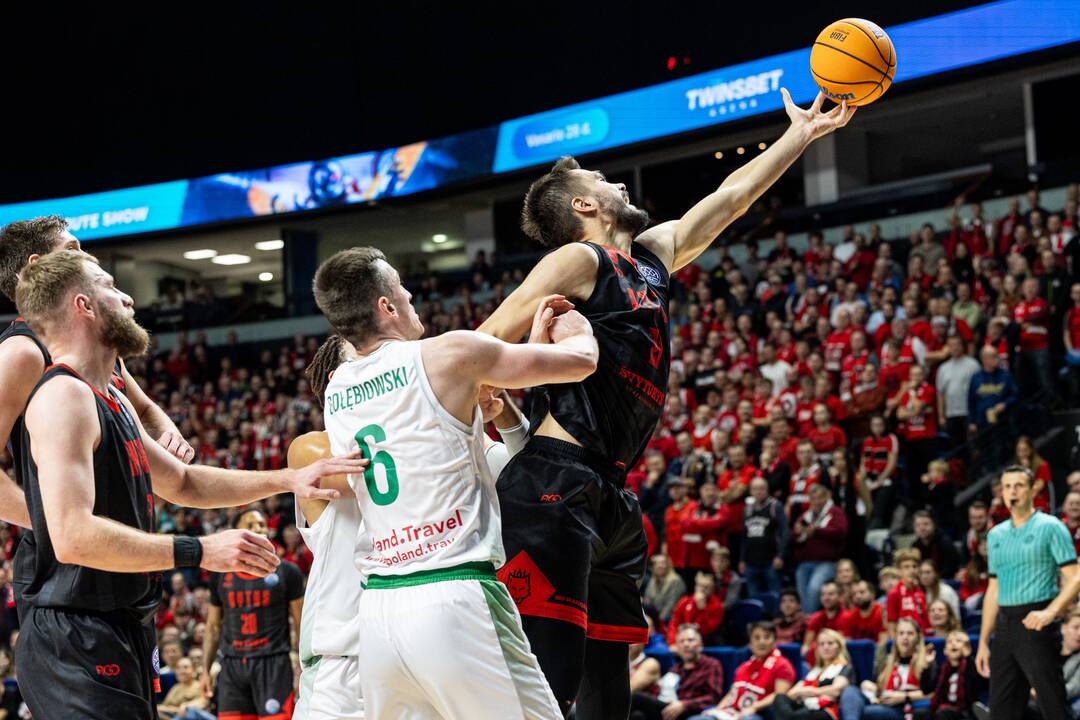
top-left (100, 301), bottom-right (149, 358)
top-left (601, 192), bottom-right (651, 238)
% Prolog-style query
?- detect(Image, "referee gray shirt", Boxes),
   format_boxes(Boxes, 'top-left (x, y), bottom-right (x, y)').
top-left (988, 510), bottom-right (1077, 606)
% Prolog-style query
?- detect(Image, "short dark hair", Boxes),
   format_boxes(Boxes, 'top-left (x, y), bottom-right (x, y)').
top-left (312, 247), bottom-right (393, 346)
top-left (748, 621), bottom-right (776, 638)
top-left (970, 500), bottom-right (988, 511)
top-left (521, 156), bottom-right (588, 248)
top-left (780, 587), bottom-right (801, 603)
top-left (232, 507), bottom-right (263, 529)
top-left (1001, 464), bottom-right (1034, 486)
top-left (0, 215), bottom-right (68, 300)
top-left (305, 335), bottom-right (349, 407)
top-left (913, 509), bottom-right (933, 523)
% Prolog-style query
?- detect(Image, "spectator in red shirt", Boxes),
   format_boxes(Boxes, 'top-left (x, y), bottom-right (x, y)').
top-left (886, 549), bottom-right (930, 636)
top-left (793, 485), bottom-right (848, 614)
top-left (841, 579), bottom-right (887, 643)
top-left (1014, 276), bottom-right (1054, 401)
top-left (806, 404), bottom-right (847, 467)
top-left (803, 581), bottom-right (847, 657)
top-left (713, 622), bottom-right (796, 720)
top-left (667, 572), bottom-right (725, 647)
top-left (664, 478), bottom-right (700, 590)
top-left (892, 364), bottom-right (939, 508)
top-left (637, 624), bottom-right (726, 720)
top-left (1014, 434), bottom-right (1053, 512)
top-left (681, 482), bottom-right (731, 575)
top-left (959, 535), bottom-right (989, 614)
top-left (716, 444), bottom-right (754, 531)
top-left (788, 440), bottom-right (823, 521)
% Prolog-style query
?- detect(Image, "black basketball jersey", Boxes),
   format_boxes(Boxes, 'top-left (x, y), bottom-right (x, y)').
top-left (0, 319), bottom-right (51, 470)
top-left (530, 241), bottom-right (670, 475)
top-left (15, 364), bottom-right (159, 622)
top-left (209, 561), bottom-right (304, 658)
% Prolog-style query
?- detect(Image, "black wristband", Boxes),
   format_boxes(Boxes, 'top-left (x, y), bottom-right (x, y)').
top-left (174, 536), bottom-right (203, 568)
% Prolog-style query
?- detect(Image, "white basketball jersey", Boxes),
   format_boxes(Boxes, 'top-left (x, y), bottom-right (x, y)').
top-left (323, 340), bottom-right (504, 579)
top-left (295, 495), bottom-right (363, 658)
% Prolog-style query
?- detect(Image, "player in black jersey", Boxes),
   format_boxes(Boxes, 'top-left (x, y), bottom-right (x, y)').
top-left (0, 216), bottom-right (195, 527)
top-left (205, 508), bottom-right (305, 720)
top-left (479, 90), bottom-right (856, 718)
top-left (11, 251), bottom-right (365, 720)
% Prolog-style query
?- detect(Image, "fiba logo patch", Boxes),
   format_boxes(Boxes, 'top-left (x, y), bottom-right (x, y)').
top-left (264, 572), bottom-right (280, 587)
top-left (265, 699), bottom-right (281, 715)
top-left (639, 264), bottom-right (662, 287)
top-left (151, 646), bottom-right (160, 674)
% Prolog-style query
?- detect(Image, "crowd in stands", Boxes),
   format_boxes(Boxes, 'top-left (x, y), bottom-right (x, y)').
top-left (0, 186), bottom-right (1076, 717)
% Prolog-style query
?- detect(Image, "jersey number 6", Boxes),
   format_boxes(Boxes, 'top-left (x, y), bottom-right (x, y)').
top-left (354, 424), bottom-right (400, 505)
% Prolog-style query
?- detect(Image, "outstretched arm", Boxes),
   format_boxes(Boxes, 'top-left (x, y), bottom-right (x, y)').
top-left (637, 90), bottom-right (857, 272)
top-left (118, 391), bottom-right (366, 509)
top-left (476, 243), bottom-right (598, 342)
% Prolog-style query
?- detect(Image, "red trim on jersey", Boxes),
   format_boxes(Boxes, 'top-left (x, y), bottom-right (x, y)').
top-left (586, 622), bottom-right (649, 643)
top-left (45, 362), bottom-right (121, 413)
top-left (219, 714), bottom-right (259, 720)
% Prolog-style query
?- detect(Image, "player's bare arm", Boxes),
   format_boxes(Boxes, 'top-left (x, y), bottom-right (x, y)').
top-left (123, 388), bottom-right (367, 508)
top-left (288, 430), bottom-right (355, 526)
top-left (26, 376), bottom-right (280, 575)
top-left (0, 336), bottom-right (42, 528)
top-left (202, 604), bottom-right (223, 698)
top-left (119, 358), bottom-right (195, 463)
top-left (636, 90), bottom-right (856, 272)
top-left (425, 307), bottom-right (598, 424)
top-left (476, 243), bottom-right (598, 342)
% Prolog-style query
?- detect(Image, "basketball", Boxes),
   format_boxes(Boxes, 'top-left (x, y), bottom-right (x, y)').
top-left (810, 18), bottom-right (896, 106)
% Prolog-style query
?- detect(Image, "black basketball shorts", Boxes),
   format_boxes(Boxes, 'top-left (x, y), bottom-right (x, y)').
top-left (217, 653), bottom-right (296, 720)
top-left (17, 605), bottom-right (158, 719)
top-left (495, 436), bottom-right (649, 643)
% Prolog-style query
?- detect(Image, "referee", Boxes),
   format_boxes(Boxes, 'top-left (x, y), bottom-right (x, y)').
top-left (976, 466), bottom-right (1079, 719)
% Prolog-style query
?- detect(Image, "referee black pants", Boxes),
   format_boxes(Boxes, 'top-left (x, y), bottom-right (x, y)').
top-left (991, 601), bottom-right (1069, 720)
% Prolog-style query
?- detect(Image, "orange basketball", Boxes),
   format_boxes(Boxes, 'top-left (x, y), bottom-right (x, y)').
top-left (809, 18), bottom-right (896, 107)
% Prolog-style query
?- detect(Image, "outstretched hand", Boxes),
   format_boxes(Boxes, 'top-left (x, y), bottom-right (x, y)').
top-left (288, 450), bottom-right (368, 499)
top-left (781, 88), bottom-right (857, 142)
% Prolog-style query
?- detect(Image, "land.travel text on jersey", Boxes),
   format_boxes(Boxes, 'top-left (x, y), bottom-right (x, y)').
top-left (325, 365), bottom-right (409, 416)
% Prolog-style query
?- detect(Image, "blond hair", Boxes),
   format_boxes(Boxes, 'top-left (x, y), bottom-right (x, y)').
top-left (813, 629), bottom-right (851, 669)
top-left (893, 548), bottom-right (922, 567)
top-left (15, 250), bottom-right (98, 336)
top-left (878, 618), bottom-right (932, 688)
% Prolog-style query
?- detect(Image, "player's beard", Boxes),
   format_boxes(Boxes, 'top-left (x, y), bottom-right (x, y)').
top-left (100, 304), bottom-right (150, 359)
top-left (603, 195), bottom-right (650, 237)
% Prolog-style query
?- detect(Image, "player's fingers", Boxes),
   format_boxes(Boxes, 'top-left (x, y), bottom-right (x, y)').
top-left (306, 487), bottom-right (342, 501)
top-left (780, 87), bottom-right (793, 108)
top-left (241, 531), bottom-right (277, 554)
top-left (843, 105), bottom-right (858, 126)
top-left (238, 550), bottom-right (276, 575)
top-left (319, 457), bottom-right (369, 475)
top-left (811, 91), bottom-right (825, 114)
top-left (181, 443), bottom-right (195, 464)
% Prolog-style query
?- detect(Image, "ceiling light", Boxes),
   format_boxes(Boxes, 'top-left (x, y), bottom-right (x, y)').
top-left (758, 142), bottom-right (767, 150)
top-left (259, 272), bottom-right (274, 282)
top-left (714, 151), bottom-right (723, 159)
top-left (255, 239), bottom-right (284, 251)
top-left (183, 249), bottom-right (218, 260)
top-left (432, 233), bottom-right (448, 244)
top-left (211, 254), bottom-right (251, 265)
top-left (736, 147), bottom-right (745, 155)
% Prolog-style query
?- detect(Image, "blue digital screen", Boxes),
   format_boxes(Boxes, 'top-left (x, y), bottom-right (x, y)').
top-left (0, 0), bottom-right (1077, 242)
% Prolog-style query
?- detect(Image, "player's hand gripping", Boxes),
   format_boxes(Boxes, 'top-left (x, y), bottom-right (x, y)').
top-left (199, 529), bottom-right (280, 576)
top-left (157, 430), bottom-right (196, 464)
top-left (782, 88), bottom-right (857, 143)
top-left (286, 449), bottom-right (369, 499)
top-left (549, 309), bottom-right (593, 344)
top-left (528, 294), bottom-right (575, 344)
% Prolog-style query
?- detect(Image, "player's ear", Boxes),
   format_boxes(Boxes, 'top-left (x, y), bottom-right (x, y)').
top-left (571, 195), bottom-right (597, 214)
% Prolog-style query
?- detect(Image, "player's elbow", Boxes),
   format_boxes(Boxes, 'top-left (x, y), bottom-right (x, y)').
top-left (52, 526), bottom-right (89, 565)
top-left (565, 348), bottom-right (598, 382)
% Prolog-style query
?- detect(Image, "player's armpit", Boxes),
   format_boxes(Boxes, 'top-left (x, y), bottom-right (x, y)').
top-left (477, 243), bottom-right (598, 342)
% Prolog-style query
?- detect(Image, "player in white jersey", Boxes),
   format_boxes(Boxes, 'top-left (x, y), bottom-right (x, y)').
top-left (313, 246), bottom-right (597, 720)
top-left (289, 336), bottom-right (532, 720)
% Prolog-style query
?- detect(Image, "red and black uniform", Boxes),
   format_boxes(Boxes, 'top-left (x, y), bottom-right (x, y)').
top-left (727, 649), bottom-right (796, 712)
top-left (495, 241), bottom-right (669, 708)
top-left (14, 364), bottom-right (159, 719)
top-left (210, 562), bottom-right (304, 720)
